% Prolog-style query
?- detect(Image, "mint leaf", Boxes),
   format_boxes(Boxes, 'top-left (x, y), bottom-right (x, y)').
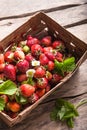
top-left (54, 57), bottom-right (76, 76)
top-left (67, 118), bottom-right (74, 128)
top-left (0, 97), bottom-right (5, 111)
top-left (50, 108), bottom-right (59, 120)
top-left (0, 80), bottom-right (17, 95)
top-left (63, 57), bottom-right (76, 72)
top-left (50, 99), bottom-right (79, 128)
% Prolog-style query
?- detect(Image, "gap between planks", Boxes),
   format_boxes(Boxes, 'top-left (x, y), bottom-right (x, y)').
top-left (0, 3), bottom-right (86, 21)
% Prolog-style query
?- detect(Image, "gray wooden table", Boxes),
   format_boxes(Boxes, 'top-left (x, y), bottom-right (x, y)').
top-left (0, 0), bottom-right (87, 130)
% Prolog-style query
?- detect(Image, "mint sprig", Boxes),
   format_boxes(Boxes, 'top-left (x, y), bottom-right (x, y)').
top-left (54, 57), bottom-right (76, 76)
top-left (50, 98), bottom-right (87, 128)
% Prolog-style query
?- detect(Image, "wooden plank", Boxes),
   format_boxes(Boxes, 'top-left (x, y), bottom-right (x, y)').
top-left (67, 24), bottom-right (87, 43)
top-left (0, 4), bottom-right (87, 41)
top-left (0, 0), bottom-right (86, 19)
top-left (0, 93), bottom-right (87, 130)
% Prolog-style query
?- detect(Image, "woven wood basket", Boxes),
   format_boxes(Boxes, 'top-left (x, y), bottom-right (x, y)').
top-left (0, 12), bottom-right (87, 126)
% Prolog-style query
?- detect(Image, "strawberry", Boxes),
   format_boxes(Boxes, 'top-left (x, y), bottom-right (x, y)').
top-left (36, 77), bottom-right (48, 89)
top-left (0, 53), bottom-right (4, 63)
top-left (4, 51), bottom-right (14, 63)
top-left (51, 74), bottom-right (63, 84)
top-left (14, 50), bottom-right (25, 61)
top-left (47, 61), bottom-right (54, 71)
top-left (28, 93), bottom-right (39, 104)
top-left (45, 84), bottom-right (51, 93)
top-left (4, 64), bottom-right (16, 81)
top-left (39, 53), bottom-right (49, 65)
top-left (31, 44), bottom-right (43, 58)
top-left (17, 60), bottom-right (29, 73)
top-left (55, 52), bottom-right (63, 62)
top-left (27, 36), bottom-right (40, 47)
top-left (25, 53), bottom-right (34, 63)
top-left (46, 71), bottom-right (52, 81)
top-left (17, 74), bottom-right (27, 82)
top-left (20, 84), bottom-right (35, 97)
top-left (45, 52), bottom-right (55, 61)
top-left (34, 66), bottom-right (46, 78)
top-left (52, 40), bottom-right (65, 52)
top-left (0, 63), bottom-right (5, 72)
top-left (0, 95), bottom-right (9, 104)
top-left (43, 46), bottom-right (53, 53)
top-left (22, 45), bottom-right (30, 53)
top-left (36, 88), bottom-right (45, 98)
top-left (7, 102), bottom-right (21, 112)
top-left (41, 36), bottom-right (52, 46)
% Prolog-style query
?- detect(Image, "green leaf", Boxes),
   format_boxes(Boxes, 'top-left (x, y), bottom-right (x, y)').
top-left (15, 93), bottom-right (28, 105)
top-left (50, 108), bottom-right (59, 120)
top-left (58, 106), bottom-right (66, 120)
top-left (67, 118), bottom-right (74, 128)
top-left (0, 80), bottom-right (17, 95)
top-left (54, 57), bottom-right (76, 76)
top-left (63, 57), bottom-right (76, 72)
top-left (50, 98), bottom-right (79, 128)
top-left (0, 97), bottom-right (5, 111)
top-left (54, 60), bottom-right (64, 76)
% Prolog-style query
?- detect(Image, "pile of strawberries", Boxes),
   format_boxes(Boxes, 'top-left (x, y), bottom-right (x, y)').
top-left (0, 35), bottom-right (65, 118)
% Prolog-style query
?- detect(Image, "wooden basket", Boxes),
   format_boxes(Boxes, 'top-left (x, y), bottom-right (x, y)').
top-left (0, 12), bottom-right (87, 127)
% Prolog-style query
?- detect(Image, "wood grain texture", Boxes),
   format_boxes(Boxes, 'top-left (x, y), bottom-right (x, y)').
top-left (0, 0), bottom-right (86, 18)
top-left (0, 4), bottom-right (87, 41)
top-left (0, 0), bottom-right (87, 129)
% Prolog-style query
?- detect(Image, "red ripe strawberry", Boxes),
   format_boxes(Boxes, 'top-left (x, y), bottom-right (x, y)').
top-left (17, 60), bottom-right (29, 73)
top-left (51, 74), bottom-right (63, 84)
top-left (4, 51), bottom-right (14, 63)
top-left (36, 77), bottom-right (48, 89)
top-left (46, 71), bottom-right (52, 81)
top-left (55, 52), bottom-right (63, 62)
top-left (31, 44), bottom-right (43, 57)
top-left (43, 46), bottom-right (53, 53)
top-left (41, 36), bottom-right (52, 46)
top-left (0, 63), bottom-right (5, 72)
top-left (45, 84), bottom-right (51, 93)
top-left (0, 54), bottom-right (4, 63)
top-left (25, 53), bottom-right (34, 62)
top-left (28, 93), bottom-right (39, 104)
top-left (14, 50), bottom-right (25, 60)
top-left (20, 84), bottom-right (35, 97)
top-left (52, 40), bottom-right (64, 51)
top-left (39, 53), bottom-right (49, 65)
top-left (47, 61), bottom-right (54, 71)
top-left (4, 64), bottom-right (16, 81)
top-left (27, 35), bottom-right (33, 40)
top-left (36, 88), bottom-right (45, 98)
top-left (17, 74), bottom-right (27, 82)
top-left (7, 102), bottom-right (21, 112)
top-left (45, 52), bottom-right (55, 61)
top-left (34, 66), bottom-right (46, 78)
top-left (27, 37), bottom-right (40, 47)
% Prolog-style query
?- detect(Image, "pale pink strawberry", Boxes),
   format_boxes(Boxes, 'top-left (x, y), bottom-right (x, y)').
top-left (14, 50), bottom-right (25, 60)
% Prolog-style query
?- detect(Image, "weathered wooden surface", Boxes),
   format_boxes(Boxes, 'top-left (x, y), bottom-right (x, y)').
top-left (0, 0), bottom-right (87, 130)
